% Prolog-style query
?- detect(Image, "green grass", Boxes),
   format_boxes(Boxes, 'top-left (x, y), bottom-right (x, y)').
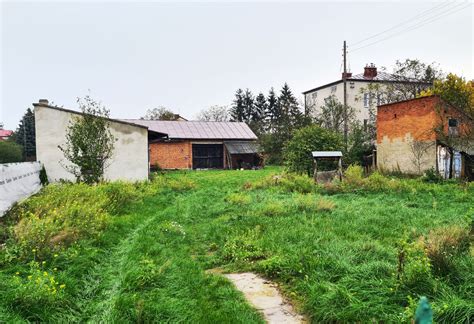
top-left (1, 167), bottom-right (473, 323)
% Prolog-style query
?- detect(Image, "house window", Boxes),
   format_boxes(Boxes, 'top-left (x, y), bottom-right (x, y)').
top-left (377, 94), bottom-right (382, 106)
top-left (363, 93), bottom-right (370, 108)
top-left (331, 85), bottom-right (337, 93)
top-left (448, 118), bottom-right (459, 136)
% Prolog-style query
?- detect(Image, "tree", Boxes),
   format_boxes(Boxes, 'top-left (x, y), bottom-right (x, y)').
top-left (265, 88), bottom-right (279, 132)
top-left (345, 122), bottom-right (374, 166)
top-left (283, 125), bottom-right (343, 176)
top-left (15, 108), bottom-right (36, 160)
top-left (409, 140), bottom-right (435, 174)
top-left (0, 141), bottom-right (23, 163)
top-left (420, 73), bottom-right (474, 118)
top-left (197, 105), bottom-right (229, 122)
top-left (242, 89), bottom-right (254, 123)
top-left (249, 92), bottom-right (267, 135)
top-left (315, 95), bottom-right (355, 134)
top-left (230, 89), bottom-right (245, 122)
top-left (357, 59), bottom-right (443, 141)
top-left (142, 107), bottom-right (179, 120)
top-left (59, 95), bottom-right (116, 184)
top-left (387, 59), bottom-right (442, 101)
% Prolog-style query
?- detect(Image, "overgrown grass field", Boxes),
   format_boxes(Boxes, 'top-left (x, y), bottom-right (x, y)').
top-left (0, 167), bottom-right (472, 322)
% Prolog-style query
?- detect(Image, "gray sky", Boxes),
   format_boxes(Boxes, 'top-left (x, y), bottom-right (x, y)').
top-left (1, 1), bottom-right (472, 130)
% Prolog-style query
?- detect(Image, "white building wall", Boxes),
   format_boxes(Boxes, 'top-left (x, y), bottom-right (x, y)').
top-left (35, 105), bottom-right (149, 182)
top-left (305, 81), bottom-right (385, 124)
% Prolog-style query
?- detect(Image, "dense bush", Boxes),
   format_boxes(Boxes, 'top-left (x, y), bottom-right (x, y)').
top-left (0, 141), bottom-right (23, 163)
top-left (283, 125), bottom-right (343, 176)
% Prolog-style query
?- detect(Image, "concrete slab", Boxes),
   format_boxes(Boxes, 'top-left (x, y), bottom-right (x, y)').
top-left (224, 272), bottom-right (305, 324)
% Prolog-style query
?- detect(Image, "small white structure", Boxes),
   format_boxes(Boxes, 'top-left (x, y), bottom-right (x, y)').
top-left (0, 162), bottom-right (42, 216)
top-left (34, 100), bottom-right (164, 182)
top-left (312, 151), bottom-right (343, 183)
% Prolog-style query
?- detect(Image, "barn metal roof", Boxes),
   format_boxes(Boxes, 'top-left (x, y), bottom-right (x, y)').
top-left (312, 151), bottom-right (343, 158)
top-left (224, 141), bottom-right (261, 154)
top-left (123, 120), bottom-right (257, 140)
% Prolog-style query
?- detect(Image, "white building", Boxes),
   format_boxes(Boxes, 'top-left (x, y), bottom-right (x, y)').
top-left (34, 100), bottom-right (166, 182)
top-left (303, 64), bottom-right (429, 128)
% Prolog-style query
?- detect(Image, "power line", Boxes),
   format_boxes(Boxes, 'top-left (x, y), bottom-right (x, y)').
top-left (350, 2), bottom-right (472, 53)
top-left (351, 1), bottom-right (457, 47)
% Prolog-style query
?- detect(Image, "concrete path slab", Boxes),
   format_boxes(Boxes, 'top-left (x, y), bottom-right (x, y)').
top-left (224, 272), bottom-right (305, 324)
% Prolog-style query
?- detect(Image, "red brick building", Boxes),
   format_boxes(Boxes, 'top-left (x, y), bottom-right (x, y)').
top-left (122, 120), bottom-right (261, 170)
top-left (377, 96), bottom-right (473, 179)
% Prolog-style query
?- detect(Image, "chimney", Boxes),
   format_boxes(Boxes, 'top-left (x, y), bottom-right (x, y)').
top-left (342, 72), bottom-right (352, 79)
top-left (363, 63), bottom-right (377, 79)
top-left (38, 99), bottom-right (49, 106)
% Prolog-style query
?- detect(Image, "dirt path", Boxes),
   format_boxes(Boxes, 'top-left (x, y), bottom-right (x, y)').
top-left (225, 272), bottom-right (305, 324)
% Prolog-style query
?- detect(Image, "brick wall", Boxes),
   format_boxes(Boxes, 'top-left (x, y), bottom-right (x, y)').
top-left (150, 141), bottom-right (192, 169)
top-left (377, 96), bottom-right (441, 174)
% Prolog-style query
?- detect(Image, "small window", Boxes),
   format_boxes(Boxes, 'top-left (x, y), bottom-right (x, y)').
top-left (331, 85), bottom-right (337, 93)
top-left (448, 118), bottom-right (459, 136)
top-left (448, 118), bottom-right (458, 127)
top-left (363, 93), bottom-right (370, 108)
top-left (377, 94), bottom-right (382, 106)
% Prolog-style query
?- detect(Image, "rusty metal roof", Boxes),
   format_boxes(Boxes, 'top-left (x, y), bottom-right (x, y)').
top-left (123, 120), bottom-right (257, 140)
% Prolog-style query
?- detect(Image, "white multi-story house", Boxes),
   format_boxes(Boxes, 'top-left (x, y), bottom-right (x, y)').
top-left (303, 64), bottom-right (430, 128)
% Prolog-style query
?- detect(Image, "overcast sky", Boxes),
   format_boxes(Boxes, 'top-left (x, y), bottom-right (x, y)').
top-left (1, 1), bottom-right (472, 130)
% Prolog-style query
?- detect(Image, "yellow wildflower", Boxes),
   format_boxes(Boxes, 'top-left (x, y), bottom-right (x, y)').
top-left (59, 284), bottom-right (66, 289)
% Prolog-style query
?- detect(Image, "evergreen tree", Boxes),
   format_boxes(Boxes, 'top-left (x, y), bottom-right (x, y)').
top-left (277, 83), bottom-right (304, 132)
top-left (265, 88), bottom-right (279, 132)
top-left (242, 88), bottom-right (254, 122)
top-left (15, 108), bottom-right (36, 160)
top-left (250, 92), bottom-right (267, 135)
top-left (230, 89), bottom-right (245, 122)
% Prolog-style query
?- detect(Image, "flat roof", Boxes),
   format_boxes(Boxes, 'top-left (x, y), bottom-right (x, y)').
top-left (312, 151), bottom-right (343, 158)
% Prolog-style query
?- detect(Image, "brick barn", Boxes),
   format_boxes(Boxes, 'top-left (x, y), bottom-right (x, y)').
top-left (123, 120), bottom-right (261, 170)
top-left (377, 96), bottom-right (473, 180)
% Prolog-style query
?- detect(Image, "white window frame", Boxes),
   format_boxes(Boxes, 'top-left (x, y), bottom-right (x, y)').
top-left (363, 93), bottom-right (370, 108)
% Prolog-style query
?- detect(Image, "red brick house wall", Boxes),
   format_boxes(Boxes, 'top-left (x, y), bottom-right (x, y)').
top-left (377, 96), bottom-right (472, 175)
top-left (150, 141), bottom-right (231, 169)
top-left (150, 141), bottom-right (192, 169)
top-left (377, 96), bottom-right (439, 144)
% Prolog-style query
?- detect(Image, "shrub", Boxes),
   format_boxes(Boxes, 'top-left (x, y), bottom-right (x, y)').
top-left (343, 164), bottom-right (364, 186)
top-left (397, 238), bottom-right (433, 293)
top-left (423, 225), bottom-right (471, 275)
top-left (0, 141), bottom-right (23, 163)
top-left (283, 125), bottom-right (343, 176)
top-left (422, 167), bottom-right (443, 183)
top-left (39, 165), bottom-right (49, 186)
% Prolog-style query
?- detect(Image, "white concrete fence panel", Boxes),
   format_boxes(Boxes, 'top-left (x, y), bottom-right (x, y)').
top-left (0, 162), bottom-right (42, 216)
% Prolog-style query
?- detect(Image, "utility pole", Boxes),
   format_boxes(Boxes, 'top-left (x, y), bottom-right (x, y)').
top-left (343, 40), bottom-right (348, 149)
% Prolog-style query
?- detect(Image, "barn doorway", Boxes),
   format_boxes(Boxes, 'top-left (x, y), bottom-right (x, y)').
top-left (192, 144), bottom-right (224, 169)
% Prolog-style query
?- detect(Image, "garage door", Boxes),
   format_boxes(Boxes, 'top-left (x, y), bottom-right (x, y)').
top-left (192, 144), bottom-right (224, 169)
